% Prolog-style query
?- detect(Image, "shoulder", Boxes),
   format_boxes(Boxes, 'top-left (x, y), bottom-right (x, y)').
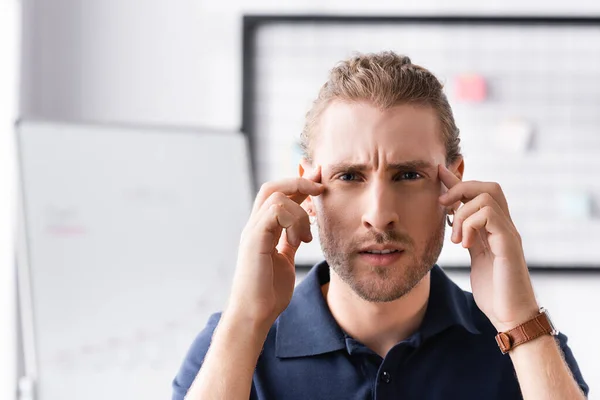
top-left (171, 312), bottom-right (223, 400)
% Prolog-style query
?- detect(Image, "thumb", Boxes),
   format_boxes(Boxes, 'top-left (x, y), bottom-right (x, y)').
top-left (277, 230), bottom-right (301, 264)
top-left (468, 228), bottom-right (490, 258)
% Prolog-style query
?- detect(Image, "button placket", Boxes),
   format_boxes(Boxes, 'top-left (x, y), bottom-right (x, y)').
top-left (380, 371), bottom-right (392, 384)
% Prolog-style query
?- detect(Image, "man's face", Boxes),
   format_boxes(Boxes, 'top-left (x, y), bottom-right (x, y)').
top-left (309, 101), bottom-right (454, 303)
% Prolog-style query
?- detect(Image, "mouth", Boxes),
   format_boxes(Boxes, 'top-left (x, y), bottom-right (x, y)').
top-left (360, 249), bottom-right (402, 255)
top-left (357, 246), bottom-right (405, 266)
top-left (358, 244), bottom-right (405, 254)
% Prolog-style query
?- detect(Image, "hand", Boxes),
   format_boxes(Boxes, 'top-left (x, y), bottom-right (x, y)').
top-left (226, 167), bottom-right (324, 330)
top-left (438, 164), bottom-right (539, 332)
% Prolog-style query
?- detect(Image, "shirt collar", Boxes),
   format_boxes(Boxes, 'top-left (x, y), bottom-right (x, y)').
top-left (276, 261), bottom-right (347, 358)
top-left (419, 265), bottom-right (481, 340)
top-left (275, 261), bottom-right (480, 359)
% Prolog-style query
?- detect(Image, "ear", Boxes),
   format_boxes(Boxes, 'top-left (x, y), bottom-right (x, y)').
top-left (299, 158), bottom-right (316, 216)
top-left (450, 156), bottom-right (465, 181)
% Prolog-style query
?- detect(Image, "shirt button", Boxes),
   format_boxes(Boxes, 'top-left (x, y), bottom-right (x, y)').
top-left (380, 371), bottom-right (391, 384)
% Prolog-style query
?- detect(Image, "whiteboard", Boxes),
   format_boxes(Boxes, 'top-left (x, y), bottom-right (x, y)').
top-left (16, 121), bottom-right (253, 400)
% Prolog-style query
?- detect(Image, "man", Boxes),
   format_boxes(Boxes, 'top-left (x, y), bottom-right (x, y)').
top-left (172, 52), bottom-right (588, 399)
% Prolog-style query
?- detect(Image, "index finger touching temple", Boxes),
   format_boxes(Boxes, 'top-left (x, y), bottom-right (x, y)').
top-left (438, 163), bottom-right (461, 192)
top-left (303, 164), bottom-right (322, 184)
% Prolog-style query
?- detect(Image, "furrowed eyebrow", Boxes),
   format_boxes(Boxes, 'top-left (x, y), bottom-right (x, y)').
top-left (387, 161), bottom-right (436, 171)
top-left (329, 160), bottom-right (435, 173)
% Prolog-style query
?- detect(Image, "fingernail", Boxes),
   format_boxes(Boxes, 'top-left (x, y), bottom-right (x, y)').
top-left (314, 165), bottom-right (322, 177)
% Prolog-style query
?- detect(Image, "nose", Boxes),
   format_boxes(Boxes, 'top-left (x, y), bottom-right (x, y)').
top-left (361, 181), bottom-right (400, 232)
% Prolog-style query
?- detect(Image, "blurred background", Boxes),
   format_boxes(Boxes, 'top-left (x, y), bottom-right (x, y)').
top-left (2, 1), bottom-right (600, 399)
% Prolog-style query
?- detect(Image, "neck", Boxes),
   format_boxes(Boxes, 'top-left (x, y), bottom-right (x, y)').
top-left (322, 269), bottom-right (431, 358)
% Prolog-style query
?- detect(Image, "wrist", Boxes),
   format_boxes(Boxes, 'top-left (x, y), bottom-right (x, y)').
top-left (494, 304), bottom-right (540, 333)
top-left (507, 332), bottom-right (556, 358)
top-left (221, 308), bottom-right (274, 339)
top-left (495, 307), bottom-right (558, 355)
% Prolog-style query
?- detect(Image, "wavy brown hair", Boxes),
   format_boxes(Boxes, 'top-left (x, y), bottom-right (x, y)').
top-left (300, 51), bottom-right (461, 165)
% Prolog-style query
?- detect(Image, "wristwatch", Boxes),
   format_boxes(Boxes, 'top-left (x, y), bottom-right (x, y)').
top-left (495, 307), bottom-right (559, 354)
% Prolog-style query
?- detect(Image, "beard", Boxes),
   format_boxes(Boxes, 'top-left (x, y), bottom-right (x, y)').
top-left (317, 213), bottom-right (446, 303)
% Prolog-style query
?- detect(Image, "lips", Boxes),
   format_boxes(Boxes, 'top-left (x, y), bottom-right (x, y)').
top-left (361, 249), bottom-right (401, 255)
top-left (358, 249), bottom-right (405, 267)
top-left (358, 245), bottom-right (405, 254)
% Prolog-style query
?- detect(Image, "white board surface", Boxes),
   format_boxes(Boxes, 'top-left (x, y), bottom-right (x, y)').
top-left (17, 121), bottom-right (253, 400)
top-left (250, 21), bottom-right (600, 267)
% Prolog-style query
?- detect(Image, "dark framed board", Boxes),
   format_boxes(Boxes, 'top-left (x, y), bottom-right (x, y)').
top-left (242, 15), bottom-right (600, 270)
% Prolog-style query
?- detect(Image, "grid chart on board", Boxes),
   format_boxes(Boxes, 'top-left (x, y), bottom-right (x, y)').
top-left (245, 18), bottom-right (600, 268)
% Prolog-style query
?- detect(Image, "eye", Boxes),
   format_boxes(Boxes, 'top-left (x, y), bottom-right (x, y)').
top-left (396, 171), bottom-right (422, 181)
top-left (338, 172), bottom-right (361, 182)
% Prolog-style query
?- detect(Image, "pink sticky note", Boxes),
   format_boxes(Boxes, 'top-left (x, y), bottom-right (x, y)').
top-left (454, 74), bottom-right (487, 102)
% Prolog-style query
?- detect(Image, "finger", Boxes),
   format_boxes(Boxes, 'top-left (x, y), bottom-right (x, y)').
top-left (461, 206), bottom-right (515, 256)
top-left (450, 193), bottom-right (507, 244)
top-left (253, 177), bottom-right (324, 214)
top-left (277, 228), bottom-right (310, 264)
top-left (290, 165), bottom-right (322, 204)
top-left (439, 180), bottom-right (510, 218)
top-left (438, 163), bottom-right (462, 192)
top-left (249, 203), bottom-right (296, 255)
top-left (305, 164), bottom-right (322, 183)
top-left (438, 164), bottom-right (463, 214)
top-left (268, 193), bottom-right (313, 245)
top-left (257, 193), bottom-right (312, 247)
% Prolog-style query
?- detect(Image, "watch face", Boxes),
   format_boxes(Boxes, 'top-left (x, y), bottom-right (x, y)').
top-left (541, 307), bottom-right (559, 335)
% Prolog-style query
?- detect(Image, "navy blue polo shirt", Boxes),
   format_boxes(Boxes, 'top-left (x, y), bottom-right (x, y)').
top-left (173, 261), bottom-right (588, 399)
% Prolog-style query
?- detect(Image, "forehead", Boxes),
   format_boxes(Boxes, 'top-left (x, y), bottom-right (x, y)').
top-left (312, 101), bottom-right (446, 166)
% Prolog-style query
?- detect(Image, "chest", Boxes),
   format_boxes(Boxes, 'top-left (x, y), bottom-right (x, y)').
top-left (253, 340), bottom-right (521, 400)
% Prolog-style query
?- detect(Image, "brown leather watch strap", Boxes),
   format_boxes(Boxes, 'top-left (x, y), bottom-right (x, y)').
top-left (495, 309), bottom-right (557, 354)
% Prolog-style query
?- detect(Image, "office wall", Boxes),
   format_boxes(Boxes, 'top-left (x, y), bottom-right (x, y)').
top-left (19, 0), bottom-right (600, 398)
top-left (20, 0), bottom-right (600, 129)
top-left (0, 2), bottom-right (19, 400)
